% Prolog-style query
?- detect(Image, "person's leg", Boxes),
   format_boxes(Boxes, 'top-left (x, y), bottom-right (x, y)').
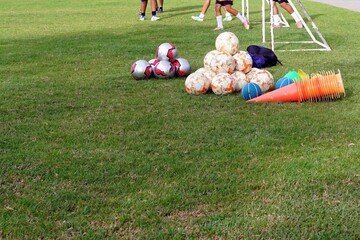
top-left (223, 3), bottom-right (249, 29)
top-left (223, 10), bottom-right (233, 22)
top-left (192, 0), bottom-right (211, 21)
top-left (140, 0), bottom-right (148, 20)
top-left (279, 1), bottom-right (302, 28)
top-left (150, 0), bottom-right (160, 21)
top-left (271, 1), bottom-right (282, 27)
top-left (214, 3), bottom-right (224, 30)
top-left (158, 0), bottom-right (164, 12)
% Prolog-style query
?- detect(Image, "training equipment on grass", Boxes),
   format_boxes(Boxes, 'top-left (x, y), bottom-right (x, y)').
top-left (204, 50), bottom-right (236, 74)
top-left (241, 82), bottom-right (262, 100)
top-left (232, 70), bottom-right (249, 92)
top-left (211, 73), bottom-right (235, 95)
top-left (154, 60), bottom-right (176, 79)
top-left (233, 51), bottom-right (253, 73)
top-left (246, 68), bottom-right (274, 93)
top-left (185, 72), bottom-right (210, 95)
top-left (261, 0), bottom-right (331, 51)
top-left (248, 70), bottom-right (345, 102)
top-left (275, 77), bottom-right (294, 89)
top-left (215, 32), bottom-right (240, 56)
top-left (156, 42), bottom-right (178, 62)
top-left (297, 69), bottom-right (309, 80)
top-left (284, 71), bottom-right (301, 82)
top-left (172, 58), bottom-right (191, 77)
top-left (131, 60), bottom-right (152, 80)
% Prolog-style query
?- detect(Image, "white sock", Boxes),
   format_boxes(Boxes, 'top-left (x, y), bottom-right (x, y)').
top-left (236, 13), bottom-right (246, 23)
top-left (273, 14), bottom-right (281, 25)
top-left (216, 16), bottom-right (223, 28)
top-left (291, 12), bottom-right (301, 23)
top-left (225, 11), bottom-right (231, 17)
top-left (199, 13), bottom-right (205, 18)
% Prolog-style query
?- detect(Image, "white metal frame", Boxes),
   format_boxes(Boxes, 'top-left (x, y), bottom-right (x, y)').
top-left (262, 0), bottom-right (331, 52)
top-left (243, 0), bottom-right (289, 27)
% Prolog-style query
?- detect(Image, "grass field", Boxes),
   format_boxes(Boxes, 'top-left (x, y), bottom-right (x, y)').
top-left (1, 0), bottom-right (360, 238)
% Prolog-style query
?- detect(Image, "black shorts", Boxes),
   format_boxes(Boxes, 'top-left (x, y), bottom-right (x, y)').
top-left (216, 0), bottom-right (233, 6)
top-left (274, 0), bottom-right (288, 3)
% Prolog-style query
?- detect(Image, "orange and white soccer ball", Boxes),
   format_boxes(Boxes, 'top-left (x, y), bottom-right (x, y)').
top-left (203, 50), bottom-right (236, 75)
top-left (215, 32), bottom-right (239, 56)
top-left (185, 72), bottom-right (210, 95)
top-left (196, 67), bottom-right (216, 83)
top-left (232, 70), bottom-right (249, 92)
top-left (233, 51), bottom-right (253, 74)
top-left (211, 73), bottom-right (235, 95)
top-left (246, 68), bottom-right (274, 93)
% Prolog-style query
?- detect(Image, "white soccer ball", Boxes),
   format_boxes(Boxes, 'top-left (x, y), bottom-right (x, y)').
top-left (232, 70), bottom-right (249, 92)
top-left (154, 60), bottom-right (176, 79)
top-left (185, 72), bottom-right (210, 95)
top-left (156, 42), bottom-right (178, 62)
top-left (215, 32), bottom-right (239, 56)
top-left (211, 73), bottom-right (235, 95)
top-left (233, 51), bottom-right (253, 73)
top-left (246, 68), bottom-right (274, 93)
top-left (173, 58), bottom-right (191, 77)
top-left (203, 50), bottom-right (236, 75)
top-left (195, 67), bottom-right (216, 84)
top-left (131, 60), bottom-right (152, 80)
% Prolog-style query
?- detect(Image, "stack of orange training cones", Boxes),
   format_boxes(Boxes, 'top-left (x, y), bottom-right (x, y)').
top-left (248, 70), bottom-right (345, 103)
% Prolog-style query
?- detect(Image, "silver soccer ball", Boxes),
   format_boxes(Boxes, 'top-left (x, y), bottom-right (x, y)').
top-left (154, 60), bottom-right (176, 79)
top-left (156, 42), bottom-right (178, 62)
top-left (131, 60), bottom-right (152, 80)
top-left (173, 58), bottom-right (191, 77)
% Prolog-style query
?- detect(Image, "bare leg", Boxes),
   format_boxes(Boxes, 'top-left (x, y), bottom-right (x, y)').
top-left (201, 0), bottom-right (211, 15)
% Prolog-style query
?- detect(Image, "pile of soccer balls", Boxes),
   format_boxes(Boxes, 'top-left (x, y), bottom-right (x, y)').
top-left (131, 42), bottom-right (191, 80)
top-left (185, 32), bottom-right (274, 100)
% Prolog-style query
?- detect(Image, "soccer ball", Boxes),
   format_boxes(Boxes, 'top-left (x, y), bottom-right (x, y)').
top-left (246, 68), bottom-right (274, 93)
top-left (203, 50), bottom-right (236, 75)
top-left (148, 58), bottom-right (160, 71)
top-left (156, 42), bottom-right (178, 62)
top-left (154, 60), bottom-right (176, 79)
top-left (185, 72), bottom-right (210, 95)
top-left (215, 32), bottom-right (239, 56)
top-left (173, 58), bottom-right (191, 77)
top-left (275, 77), bottom-right (294, 89)
top-left (211, 73), bottom-right (235, 95)
top-left (232, 70), bottom-right (248, 92)
top-left (131, 60), bottom-right (152, 80)
top-left (196, 67), bottom-right (216, 83)
top-left (241, 82), bottom-right (262, 100)
top-left (233, 51), bottom-right (253, 73)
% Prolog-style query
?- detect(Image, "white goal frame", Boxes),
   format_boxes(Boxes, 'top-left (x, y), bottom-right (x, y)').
top-left (261, 0), bottom-right (331, 52)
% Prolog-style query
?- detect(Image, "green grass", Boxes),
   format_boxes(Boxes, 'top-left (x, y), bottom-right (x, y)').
top-left (1, 0), bottom-right (359, 238)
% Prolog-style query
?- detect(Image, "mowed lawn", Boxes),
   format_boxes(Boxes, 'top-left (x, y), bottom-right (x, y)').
top-left (1, 0), bottom-right (359, 238)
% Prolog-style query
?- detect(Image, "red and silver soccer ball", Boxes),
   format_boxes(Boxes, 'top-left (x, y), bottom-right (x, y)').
top-left (156, 42), bottom-right (178, 62)
top-left (154, 60), bottom-right (176, 79)
top-left (131, 60), bottom-right (152, 80)
top-left (172, 58), bottom-right (191, 77)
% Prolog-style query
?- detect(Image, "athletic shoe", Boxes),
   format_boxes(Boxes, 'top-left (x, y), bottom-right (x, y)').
top-left (223, 15), bottom-right (233, 22)
top-left (157, 7), bottom-right (163, 13)
top-left (151, 16), bottom-right (160, 21)
top-left (296, 21), bottom-right (303, 28)
top-left (214, 27), bottom-right (224, 31)
top-left (243, 19), bottom-right (250, 30)
top-left (140, 16), bottom-right (145, 21)
top-left (191, 15), bottom-right (204, 22)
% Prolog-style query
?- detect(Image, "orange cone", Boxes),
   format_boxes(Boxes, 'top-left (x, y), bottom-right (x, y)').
top-left (248, 70), bottom-right (345, 103)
